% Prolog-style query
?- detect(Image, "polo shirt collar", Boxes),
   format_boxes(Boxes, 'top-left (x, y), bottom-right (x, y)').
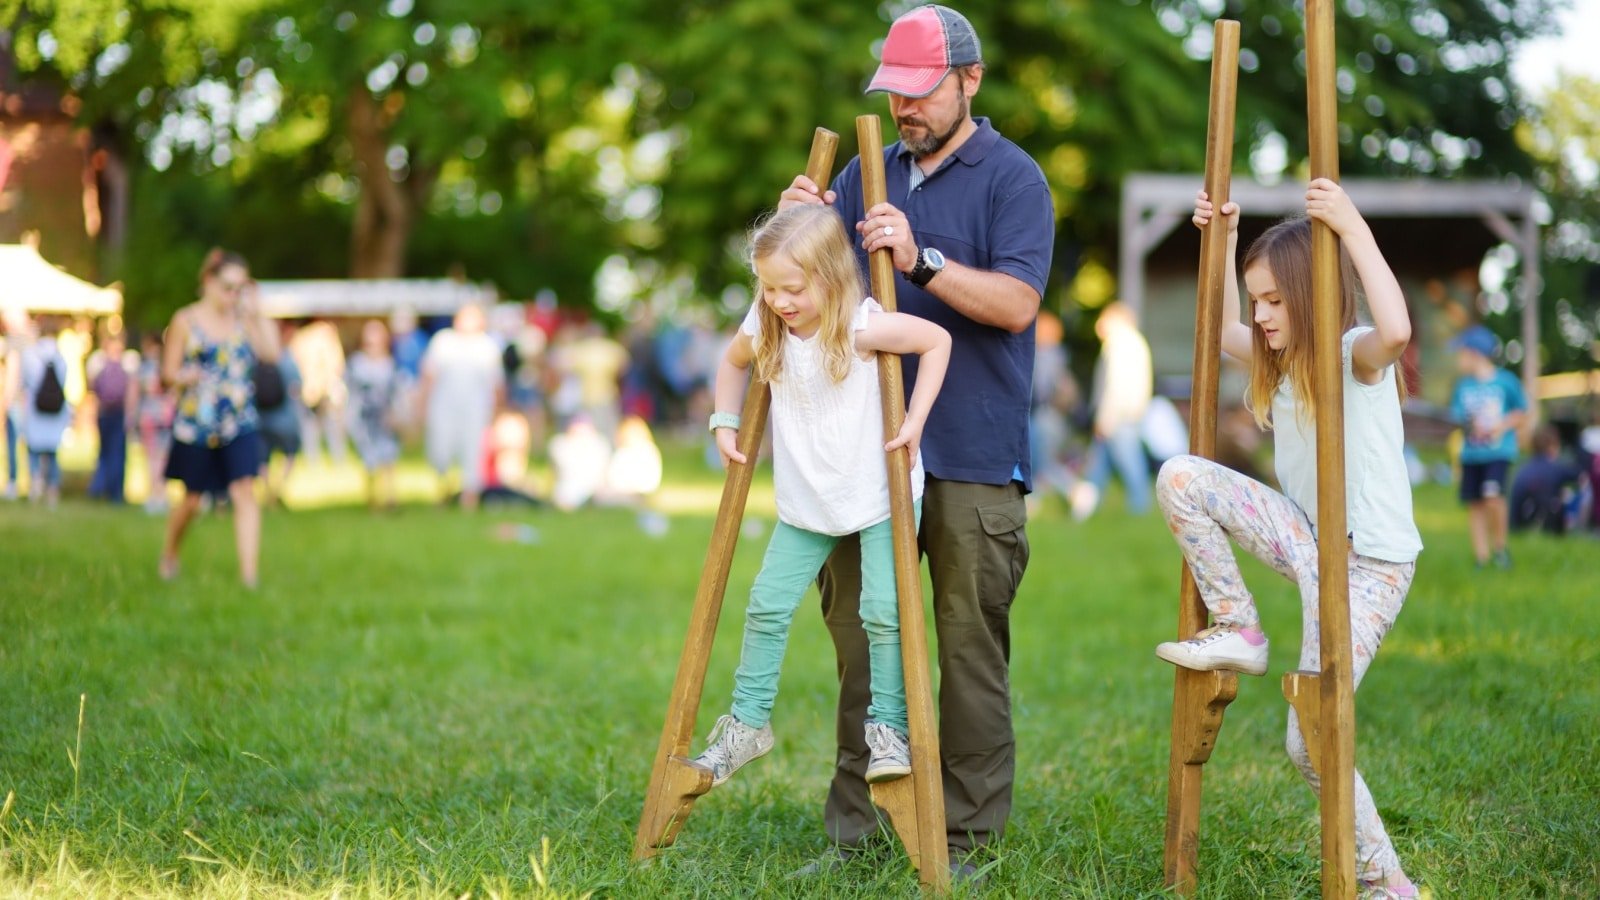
top-left (894, 116), bottom-right (999, 169)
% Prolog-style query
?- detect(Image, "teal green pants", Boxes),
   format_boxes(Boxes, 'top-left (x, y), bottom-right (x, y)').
top-left (730, 506), bottom-right (916, 734)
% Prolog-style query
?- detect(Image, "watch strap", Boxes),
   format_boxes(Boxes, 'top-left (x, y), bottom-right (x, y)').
top-left (908, 248), bottom-right (934, 287)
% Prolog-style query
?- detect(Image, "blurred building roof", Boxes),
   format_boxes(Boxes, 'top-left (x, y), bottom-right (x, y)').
top-left (1121, 174), bottom-right (1539, 297)
top-left (1121, 173), bottom-right (1543, 405)
top-left (256, 279), bottom-right (498, 319)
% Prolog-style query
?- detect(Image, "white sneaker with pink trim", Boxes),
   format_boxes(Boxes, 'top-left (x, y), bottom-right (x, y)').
top-left (1358, 878), bottom-right (1425, 899)
top-left (1156, 625), bottom-right (1269, 676)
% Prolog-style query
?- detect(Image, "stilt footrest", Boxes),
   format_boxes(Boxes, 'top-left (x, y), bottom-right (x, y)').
top-left (1281, 670), bottom-right (1323, 776)
top-left (636, 757), bottom-right (716, 855)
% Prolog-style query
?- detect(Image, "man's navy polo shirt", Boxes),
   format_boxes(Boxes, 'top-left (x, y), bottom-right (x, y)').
top-left (830, 117), bottom-right (1054, 491)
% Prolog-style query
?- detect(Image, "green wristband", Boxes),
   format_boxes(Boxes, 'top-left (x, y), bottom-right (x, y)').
top-left (708, 412), bottom-right (741, 433)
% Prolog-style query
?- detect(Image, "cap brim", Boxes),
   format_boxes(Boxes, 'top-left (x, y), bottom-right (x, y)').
top-left (865, 63), bottom-right (948, 98)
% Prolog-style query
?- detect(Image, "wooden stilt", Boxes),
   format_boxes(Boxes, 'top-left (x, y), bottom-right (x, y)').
top-left (1162, 20), bottom-right (1241, 896)
top-left (1282, 671), bottom-right (1324, 777)
top-left (1305, 1), bottom-right (1358, 896)
top-left (632, 128), bottom-right (839, 861)
top-left (856, 113), bottom-right (951, 894)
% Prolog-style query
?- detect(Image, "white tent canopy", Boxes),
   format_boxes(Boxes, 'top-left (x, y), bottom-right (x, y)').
top-left (0, 243), bottom-right (123, 315)
top-left (256, 279), bottom-right (497, 319)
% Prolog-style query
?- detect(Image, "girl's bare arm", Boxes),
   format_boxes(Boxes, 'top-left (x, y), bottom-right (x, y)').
top-left (857, 311), bottom-right (952, 454)
top-left (712, 331), bottom-right (755, 465)
top-left (1193, 191), bottom-right (1254, 362)
top-left (1306, 179), bottom-right (1410, 384)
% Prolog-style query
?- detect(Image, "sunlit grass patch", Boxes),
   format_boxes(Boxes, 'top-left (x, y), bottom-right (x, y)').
top-left (2, 440), bottom-right (1596, 896)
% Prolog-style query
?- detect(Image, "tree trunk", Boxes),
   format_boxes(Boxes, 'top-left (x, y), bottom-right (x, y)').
top-left (92, 126), bottom-right (130, 255)
top-left (348, 90), bottom-right (411, 278)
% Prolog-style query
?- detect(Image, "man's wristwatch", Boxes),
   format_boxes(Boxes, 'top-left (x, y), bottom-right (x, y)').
top-left (907, 247), bottom-right (946, 287)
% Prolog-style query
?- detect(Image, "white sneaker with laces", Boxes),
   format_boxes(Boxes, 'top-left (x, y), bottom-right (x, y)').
top-left (1156, 624), bottom-right (1269, 675)
top-left (864, 721), bottom-right (912, 783)
top-left (688, 714), bottom-right (773, 786)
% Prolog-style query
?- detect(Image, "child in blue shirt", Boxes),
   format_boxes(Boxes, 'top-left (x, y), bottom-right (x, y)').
top-left (1448, 325), bottom-right (1527, 568)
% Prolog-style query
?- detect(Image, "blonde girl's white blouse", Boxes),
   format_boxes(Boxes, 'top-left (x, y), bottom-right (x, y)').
top-left (741, 297), bottom-right (924, 536)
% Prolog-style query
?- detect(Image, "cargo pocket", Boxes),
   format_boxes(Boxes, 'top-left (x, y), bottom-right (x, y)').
top-left (977, 496), bottom-right (1029, 617)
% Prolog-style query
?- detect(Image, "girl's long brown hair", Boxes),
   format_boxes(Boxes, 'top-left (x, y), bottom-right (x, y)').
top-left (748, 205), bottom-right (867, 385)
top-left (1240, 217), bottom-right (1407, 429)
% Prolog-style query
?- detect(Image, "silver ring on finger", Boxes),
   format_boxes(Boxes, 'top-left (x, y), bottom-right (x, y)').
top-left (883, 225), bottom-right (894, 237)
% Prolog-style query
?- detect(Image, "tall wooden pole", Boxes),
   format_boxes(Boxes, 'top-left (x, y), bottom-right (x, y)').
top-left (1162, 20), bottom-right (1241, 895)
top-left (632, 128), bottom-right (839, 861)
top-left (856, 113), bottom-right (951, 893)
top-left (1305, 2), bottom-right (1358, 896)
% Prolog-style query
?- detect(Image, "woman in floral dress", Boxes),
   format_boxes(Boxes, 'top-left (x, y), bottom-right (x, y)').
top-left (159, 251), bottom-right (280, 588)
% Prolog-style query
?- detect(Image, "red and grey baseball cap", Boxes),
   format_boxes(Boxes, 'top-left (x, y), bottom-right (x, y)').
top-left (865, 5), bottom-right (983, 98)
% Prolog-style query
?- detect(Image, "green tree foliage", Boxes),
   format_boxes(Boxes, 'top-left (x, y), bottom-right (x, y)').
top-left (1519, 71), bottom-right (1600, 374)
top-left (1225, 0), bottom-right (1560, 179)
top-left (0, 0), bottom-right (269, 78)
top-left (4, 0), bottom-right (666, 322)
top-left (624, 0), bottom-right (1207, 305)
top-left (635, 0), bottom-right (1560, 311)
top-left (1, 0), bottom-right (1565, 332)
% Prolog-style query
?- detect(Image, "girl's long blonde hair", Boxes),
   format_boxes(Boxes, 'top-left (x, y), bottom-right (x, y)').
top-left (749, 205), bottom-right (867, 385)
top-left (1240, 217), bottom-right (1407, 429)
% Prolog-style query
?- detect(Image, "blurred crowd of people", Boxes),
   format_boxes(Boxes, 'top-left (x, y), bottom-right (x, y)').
top-left (0, 278), bottom-right (743, 524)
top-left (1030, 303), bottom-right (1199, 522)
top-left (1027, 304), bottom-right (1600, 543)
top-left (0, 247), bottom-right (735, 585)
top-left (7, 273), bottom-right (1598, 559)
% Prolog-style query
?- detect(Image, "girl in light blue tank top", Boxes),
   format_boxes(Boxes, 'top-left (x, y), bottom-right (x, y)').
top-left (1153, 181), bottom-right (1424, 899)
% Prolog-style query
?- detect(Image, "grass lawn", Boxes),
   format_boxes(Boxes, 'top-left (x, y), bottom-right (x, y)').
top-left (1, 442), bottom-right (1597, 898)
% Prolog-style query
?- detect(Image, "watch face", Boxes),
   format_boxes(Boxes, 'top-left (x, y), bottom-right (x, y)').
top-left (925, 248), bottom-right (946, 270)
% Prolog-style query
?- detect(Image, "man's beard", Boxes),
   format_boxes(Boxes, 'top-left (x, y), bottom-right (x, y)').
top-left (898, 90), bottom-right (968, 159)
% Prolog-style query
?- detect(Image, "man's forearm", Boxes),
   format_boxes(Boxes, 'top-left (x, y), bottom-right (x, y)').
top-left (920, 262), bottom-right (1039, 333)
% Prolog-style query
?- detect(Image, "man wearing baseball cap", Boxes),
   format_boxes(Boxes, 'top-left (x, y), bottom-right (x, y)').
top-left (779, 4), bottom-right (1054, 881)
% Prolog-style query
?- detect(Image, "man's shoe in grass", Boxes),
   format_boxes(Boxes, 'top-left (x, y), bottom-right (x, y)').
top-left (951, 860), bottom-right (990, 889)
top-left (1156, 624), bottom-right (1269, 676)
top-left (787, 845), bottom-right (856, 879)
top-left (864, 721), bottom-right (911, 784)
top-left (687, 714), bottom-right (772, 786)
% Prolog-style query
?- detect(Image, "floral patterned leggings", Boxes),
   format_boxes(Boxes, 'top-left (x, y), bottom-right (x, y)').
top-left (1156, 454), bottom-right (1415, 882)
